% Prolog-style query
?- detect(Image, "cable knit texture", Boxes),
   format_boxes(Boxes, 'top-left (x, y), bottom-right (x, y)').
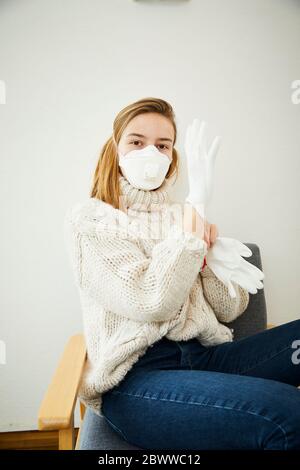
top-left (64, 174), bottom-right (250, 415)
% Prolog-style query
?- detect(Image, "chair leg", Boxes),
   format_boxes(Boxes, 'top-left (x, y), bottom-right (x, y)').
top-left (75, 425), bottom-right (81, 450)
top-left (75, 401), bottom-right (86, 450)
top-left (59, 414), bottom-right (75, 450)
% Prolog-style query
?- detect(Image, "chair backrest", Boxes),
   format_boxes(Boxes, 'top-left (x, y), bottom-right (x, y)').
top-left (78, 242), bottom-right (268, 450)
top-left (229, 242), bottom-right (267, 340)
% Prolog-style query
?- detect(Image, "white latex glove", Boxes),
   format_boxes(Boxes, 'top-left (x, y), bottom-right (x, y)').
top-left (183, 116), bottom-right (265, 299)
top-left (206, 237), bottom-right (265, 298)
top-left (184, 118), bottom-right (221, 218)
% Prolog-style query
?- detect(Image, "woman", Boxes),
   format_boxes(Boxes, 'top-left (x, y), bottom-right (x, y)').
top-left (64, 97), bottom-right (300, 450)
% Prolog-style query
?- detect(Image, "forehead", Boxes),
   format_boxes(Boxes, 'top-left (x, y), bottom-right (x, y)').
top-left (124, 113), bottom-right (174, 140)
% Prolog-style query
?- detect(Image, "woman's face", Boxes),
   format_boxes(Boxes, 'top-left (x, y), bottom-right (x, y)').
top-left (117, 113), bottom-right (174, 164)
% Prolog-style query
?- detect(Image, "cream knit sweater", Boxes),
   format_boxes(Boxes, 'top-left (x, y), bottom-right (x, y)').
top-left (64, 174), bottom-right (250, 416)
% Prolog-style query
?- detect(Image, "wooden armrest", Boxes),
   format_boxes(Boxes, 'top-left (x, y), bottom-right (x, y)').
top-left (38, 334), bottom-right (87, 431)
top-left (267, 323), bottom-right (276, 329)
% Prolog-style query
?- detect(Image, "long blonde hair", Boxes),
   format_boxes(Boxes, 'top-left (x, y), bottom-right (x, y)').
top-left (90, 97), bottom-right (179, 209)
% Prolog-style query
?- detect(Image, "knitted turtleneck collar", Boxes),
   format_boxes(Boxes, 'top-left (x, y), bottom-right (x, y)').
top-left (118, 174), bottom-right (171, 212)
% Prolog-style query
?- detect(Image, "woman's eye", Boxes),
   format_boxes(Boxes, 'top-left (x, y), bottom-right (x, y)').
top-left (129, 141), bottom-right (169, 150)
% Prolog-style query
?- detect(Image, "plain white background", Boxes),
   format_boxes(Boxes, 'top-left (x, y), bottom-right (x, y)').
top-left (0, 0), bottom-right (299, 432)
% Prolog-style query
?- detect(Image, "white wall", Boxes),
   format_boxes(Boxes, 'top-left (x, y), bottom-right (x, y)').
top-left (0, 0), bottom-right (299, 431)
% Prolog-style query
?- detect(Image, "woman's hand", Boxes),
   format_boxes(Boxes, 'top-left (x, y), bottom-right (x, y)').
top-left (184, 203), bottom-right (219, 248)
top-left (185, 119), bottom-right (221, 208)
top-left (203, 220), bottom-right (219, 248)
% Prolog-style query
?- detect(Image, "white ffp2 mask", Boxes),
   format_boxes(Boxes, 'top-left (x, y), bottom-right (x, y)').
top-left (118, 144), bottom-right (171, 190)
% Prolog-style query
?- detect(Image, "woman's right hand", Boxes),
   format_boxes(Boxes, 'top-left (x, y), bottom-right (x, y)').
top-left (185, 119), bottom-right (221, 210)
top-left (183, 202), bottom-right (205, 242)
top-left (184, 203), bottom-right (218, 249)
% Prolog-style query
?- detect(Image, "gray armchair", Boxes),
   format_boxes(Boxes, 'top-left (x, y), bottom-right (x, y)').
top-left (38, 243), bottom-right (269, 450)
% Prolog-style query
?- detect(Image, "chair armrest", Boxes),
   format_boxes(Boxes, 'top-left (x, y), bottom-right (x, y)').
top-left (38, 334), bottom-right (87, 431)
top-left (267, 323), bottom-right (276, 329)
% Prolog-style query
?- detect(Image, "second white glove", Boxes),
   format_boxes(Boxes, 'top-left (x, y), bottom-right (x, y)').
top-left (206, 237), bottom-right (265, 298)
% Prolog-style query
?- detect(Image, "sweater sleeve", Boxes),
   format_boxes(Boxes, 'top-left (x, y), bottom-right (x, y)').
top-left (65, 209), bottom-right (208, 324)
top-left (200, 265), bottom-right (250, 323)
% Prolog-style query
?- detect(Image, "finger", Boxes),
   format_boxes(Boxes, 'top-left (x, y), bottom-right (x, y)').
top-left (204, 223), bottom-right (211, 247)
top-left (196, 121), bottom-right (207, 157)
top-left (184, 123), bottom-right (192, 154)
top-left (186, 119), bottom-right (197, 158)
top-left (204, 235), bottom-right (211, 248)
top-left (190, 118), bottom-right (200, 143)
top-left (209, 224), bottom-right (218, 245)
top-left (208, 135), bottom-right (221, 161)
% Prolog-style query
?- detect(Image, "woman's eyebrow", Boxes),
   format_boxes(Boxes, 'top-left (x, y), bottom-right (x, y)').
top-left (126, 133), bottom-right (173, 143)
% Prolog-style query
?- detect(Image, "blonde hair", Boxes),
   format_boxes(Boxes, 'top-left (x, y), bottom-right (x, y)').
top-left (90, 97), bottom-right (179, 209)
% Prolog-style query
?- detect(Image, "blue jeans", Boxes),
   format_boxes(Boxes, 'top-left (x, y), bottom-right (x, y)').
top-left (101, 319), bottom-right (300, 450)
